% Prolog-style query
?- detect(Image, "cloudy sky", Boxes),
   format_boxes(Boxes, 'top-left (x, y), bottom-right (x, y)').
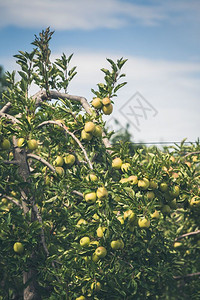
top-left (0, 0), bottom-right (200, 145)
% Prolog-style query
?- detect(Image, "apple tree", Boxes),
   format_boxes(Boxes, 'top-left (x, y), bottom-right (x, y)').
top-left (0, 28), bottom-right (200, 300)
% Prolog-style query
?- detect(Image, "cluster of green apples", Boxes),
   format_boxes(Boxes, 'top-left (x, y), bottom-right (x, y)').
top-left (17, 138), bottom-right (38, 150)
top-left (81, 121), bottom-right (103, 141)
top-left (53, 153), bottom-right (76, 176)
top-left (91, 97), bottom-right (113, 115)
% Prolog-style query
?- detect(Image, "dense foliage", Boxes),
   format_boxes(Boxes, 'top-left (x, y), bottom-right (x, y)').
top-left (0, 28), bottom-right (200, 300)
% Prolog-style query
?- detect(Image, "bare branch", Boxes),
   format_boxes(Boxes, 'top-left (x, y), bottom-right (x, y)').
top-left (38, 120), bottom-right (93, 170)
top-left (0, 194), bottom-right (23, 209)
top-left (72, 190), bottom-right (83, 198)
top-left (0, 112), bottom-right (21, 124)
top-left (27, 153), bottom-right (55, 173)
top-left (0, 102), bottom-right (12, 113)
top-left (183, 151), bottom-right (200, 159)
top-left (175, 230), bottom-right (200, 241)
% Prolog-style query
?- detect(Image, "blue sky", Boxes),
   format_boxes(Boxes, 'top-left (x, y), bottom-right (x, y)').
top-left (0, 0), bottom-right (200, 144)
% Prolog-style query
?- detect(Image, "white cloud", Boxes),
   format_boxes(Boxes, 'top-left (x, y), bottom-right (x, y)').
top-left (0, 0), bottom-right (199, 30)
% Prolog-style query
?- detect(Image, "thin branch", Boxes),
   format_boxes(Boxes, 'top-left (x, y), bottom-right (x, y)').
top-left (27, 153), bottom-right (55, 173)
top-left (0, 194), bottom-right (23, 209)
top-left (0, 102), bottom-right (12, 113)
top-left (174, 272), bottom-right (200, 280)
top-left (175, 230), bottom-right (200, 241)
top-left (38, 120), bottom-right (93, 170)
top-left (183, 151), bottom-right (200, 159)
top-left (72, 190), bottom-right (83, 198)
top-left (0, 111), bottom-right (21, 124)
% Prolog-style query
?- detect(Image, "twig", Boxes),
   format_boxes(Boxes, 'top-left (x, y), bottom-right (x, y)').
top-left (72, 190), bottom-right (83, 198)
top-left (0, 102), bottom-right (12, 113)
top-left (183, 151), bottom-right (200, 159)
top-left (174, 272), bottom-right (200, 280)
top-left (0, 194), bottom-right (23, 209)
top-left (175, 230), bottom-right (200, 241)
top-left (27, 153), bottom-right (56, 173)
top-left (37, 120), bottom-right (93, 170)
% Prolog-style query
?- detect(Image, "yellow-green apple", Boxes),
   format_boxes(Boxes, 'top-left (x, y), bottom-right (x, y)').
top-left (81, 129), bottom-right (93, 141)
top-left (64, 154), bottom-right (76, 166)
top-left (84, 121), bottom-right (96, 133)
top-left (91, 97), bottom-right (102, 109)
top-left (13, 242), bottom-right (24, 254)
top-left (138, 217), bottom-right (150, 228)
top-left (102, 97), bottom-right (111, 106)
top-left (84, 191), bottom-right (97, 204)
top-left (93, 125), bottom-right (102, 137)
top-left (54, 155), bottom-right (64, 167)
top-left (160, 182), bottom-right (168, 192)
top-left (102, 103), bottom-right (113, 115)
top-left (17, 138), bottom-right (25, 148)
top-left (27, 139), bottom-right (38, 150)
top-left (112, 157), bottom-right (122, 169)
top-left (0, 138), bottom-right (11, 150)
top-left (95, 246), bottom-right (107, 258)
top-left (110, 240), bottom-right (121, 250)
top-left (80, 236), bottom-right (90, 247)
top-left (55, 167), bottom-right (65, 176)
top-left (151, 210), bottom-right (160, 219)
top-left (86, 174), bottom-right (98, 182)
top-left (96, 187), bottom-right (108, 199)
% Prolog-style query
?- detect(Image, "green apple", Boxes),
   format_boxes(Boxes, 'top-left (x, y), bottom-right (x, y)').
top-left (17, 138), bottom-right (25, 148)
top-left (173, 242), bottom-right (182, 248)
top-left (80, 236), bottom-right (90, 247)
top-left (92, 252), bottom-right (100, 262)
top-left (160, 182), bottom-right (168, 192)
top-left (27, 139), bottom-right (38, 150)
top-left (86, 174), bottom-right (98, 182)
top-left (102, 97), bottom-right (111, 106)
top-left (1, 197), bottom-right (8, 205)
top-left (112, 157), bottom-right (122, 169)
top-left (96, 227), bottom-right (105, 238)
top-left (102, 103), bottom-right (113, 115)
top-left (84, 121), bottom-right (96, 133)
top-left (13, 242), bottom-right (24, 254)
top-left (93, 125), bottom-right (102, 138)
top-left (84, 191), bottom-right (97, 204)
top-left (0, 138), bottom-right (11, 150)
top-left (138, 218), bottom-right (150, 229)
top-left (95, 246), bottom-right (107, 258)
top-left (161, 205), bottom-right (171, 214)
top-left (54, 155), bottom-right (64, 167)
top-left (81, 129), bottom-right (93, 141)
top-left (96, 187), bottom-right (108, 199)
top-left (110, 240), bottom-right (121, 250)
top-left (169, 185), bottom-right (180, 198)
top-left (64, 154), bottom-right (76, 166)
top-left (121, 163), bottom-right (131, 172)
top-left (91, 97), bottom-right (102, 109)
top-left (55, 167), bottom-right (65, 176)
top-left (138, 178), bottom-right (149, 190)
top-left (91, 281), bottom-right (101, 292)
